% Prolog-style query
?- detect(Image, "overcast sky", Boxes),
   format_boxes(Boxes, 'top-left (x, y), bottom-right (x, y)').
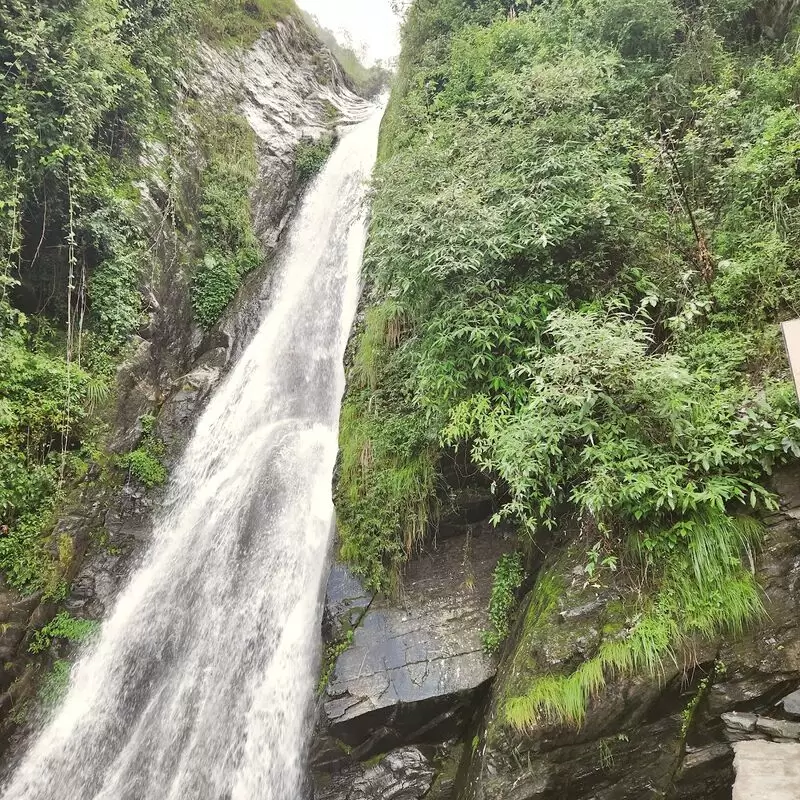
top-left (296, 0), bottom-right (400, 64)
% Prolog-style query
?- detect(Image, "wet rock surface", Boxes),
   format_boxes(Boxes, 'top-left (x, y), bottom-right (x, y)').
top-left (197, 19), bottom-right (371, 365)
top-left (316, 747), bottom-right (436, 800)
top-left (323, 563), bottom-right (374, 643)
top-left (780, 687), bottom-right (800, 717)
top-left (350, 748), bottom-right (436, 800)
top-left (723, 711), bottom-right (800, 742)
top-left (323, 531), bottom-right (505, 756)
top-left (312, 528), bottom-right (510, 797)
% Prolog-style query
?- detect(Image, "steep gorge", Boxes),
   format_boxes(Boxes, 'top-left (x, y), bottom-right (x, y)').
top-left (3, 0), bottom-right (800, 799)
top-left (0, 0), bottom-right (374, 766)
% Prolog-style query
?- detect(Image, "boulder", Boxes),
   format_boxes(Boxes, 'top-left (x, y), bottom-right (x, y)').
top-left (350, 748), bottom-right (436, 800)
top-left (323, 562), bottom-right (374, 642)
top-left (322, 532), bottom-right (505, 757)
top-left (315, 747), bottom-right (436, 800)
top-left (781, 688), bottom-right (800, 717)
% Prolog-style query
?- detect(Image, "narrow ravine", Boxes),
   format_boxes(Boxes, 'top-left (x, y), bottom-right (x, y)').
top-left (1, 106), bottom-right (383, 800)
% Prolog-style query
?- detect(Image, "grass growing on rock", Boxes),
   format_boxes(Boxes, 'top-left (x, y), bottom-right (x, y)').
top-left (190, 109), bottom-right (261, 328)
top-left (504, 512), bottom-right (764, 729)
top-left (199, 0), bottom-right (298, 48)
top-left (295, 135), bottom-right (336, 182)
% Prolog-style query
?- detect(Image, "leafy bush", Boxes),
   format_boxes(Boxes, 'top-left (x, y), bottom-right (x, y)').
top-left (445, 308), bottom-right (800, 534)
top-left (29, 612), bottom-right (98, 654)
top-left (87, 201), bottom-right (148, 347)
top-left (0, 0), bottom-right (196, 593)
top-left (295, 135), bottom-right (335, 181)
top-left (121, 415), bottom-right (167, 488)
top-left (483, 552), bottom-right (525, 653)
top-left (124, 447), bottom-right (167, 489)
top-left (0, 317), bottom-right (105, 595)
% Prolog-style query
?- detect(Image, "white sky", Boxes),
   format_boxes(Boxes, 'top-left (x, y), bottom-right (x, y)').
top-left (297, 0), bottom-right (400, 64)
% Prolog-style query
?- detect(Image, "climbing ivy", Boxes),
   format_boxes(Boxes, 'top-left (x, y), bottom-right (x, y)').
top-left (482, 552), bottom-right (525, 653)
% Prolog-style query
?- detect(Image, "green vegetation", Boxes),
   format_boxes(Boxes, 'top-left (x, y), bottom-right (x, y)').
top-left (191, 110), bottom-right (261, 328)
top-left (338, 0), bottom-right (800, 725)
top-left (337, 389), bottom-right (437, 592)
top-left (0, 0), bottom-right (200, 596)
top-left (317, 629), bottom-right (354, 694)
top-left (39, 659), bottom-right (71, 708)
top-left (0, 0), bottom-right (291, 597)
top-left (28, 612), bottom-right (98, 654)
top-left (121, 415), bottom-right (167, 488)
top-left (506, 513), bottom-right (762, 728)
top-left (200, 0), bottom-right (298, 47)
top-left (295, 135), bottom-right (336, 182)
top-left (482, 552), bottom-right (525, 653)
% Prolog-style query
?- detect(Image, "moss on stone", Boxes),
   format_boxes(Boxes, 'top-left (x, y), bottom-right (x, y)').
top-left (426, 742), bottom-right (466, 800)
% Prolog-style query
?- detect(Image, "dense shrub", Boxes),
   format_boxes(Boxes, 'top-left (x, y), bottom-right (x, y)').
top-left (337, 0), bottom-right (800, 724)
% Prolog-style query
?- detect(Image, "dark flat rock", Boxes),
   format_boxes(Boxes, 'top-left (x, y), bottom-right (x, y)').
top-left (323, 531), bottom-right (508, 752)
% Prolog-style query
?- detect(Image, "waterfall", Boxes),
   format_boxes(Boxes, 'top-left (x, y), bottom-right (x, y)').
top-left (3, 105), bottom-right (383, 800)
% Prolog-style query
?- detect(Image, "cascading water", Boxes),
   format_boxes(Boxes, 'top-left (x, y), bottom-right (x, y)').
top-left (3, 105), bottom-right (383, 800)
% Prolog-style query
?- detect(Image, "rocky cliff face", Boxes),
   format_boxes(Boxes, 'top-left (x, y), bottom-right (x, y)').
top-left (0, 17), bottom-right (369, 759)
top-left (313, 465), bottom-right (800, 800)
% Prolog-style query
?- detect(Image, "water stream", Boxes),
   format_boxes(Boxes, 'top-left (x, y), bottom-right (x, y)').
top-left (2, 105), bottom-right (383, 800)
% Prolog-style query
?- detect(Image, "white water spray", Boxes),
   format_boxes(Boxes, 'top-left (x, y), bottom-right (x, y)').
top-left (3, 106), bottom-right (383, 800)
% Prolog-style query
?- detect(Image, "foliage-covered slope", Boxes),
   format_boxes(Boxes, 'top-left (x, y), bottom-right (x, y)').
top-left (336, 0), bottom-right (800, 725)
top-left (0, 0), bottom-right (329, 599)
top-left (0, 0), bottom-right (199, 597)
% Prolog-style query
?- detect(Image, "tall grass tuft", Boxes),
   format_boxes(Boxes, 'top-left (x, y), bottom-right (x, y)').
top-left (506, 510), bottom-right (765, 730)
